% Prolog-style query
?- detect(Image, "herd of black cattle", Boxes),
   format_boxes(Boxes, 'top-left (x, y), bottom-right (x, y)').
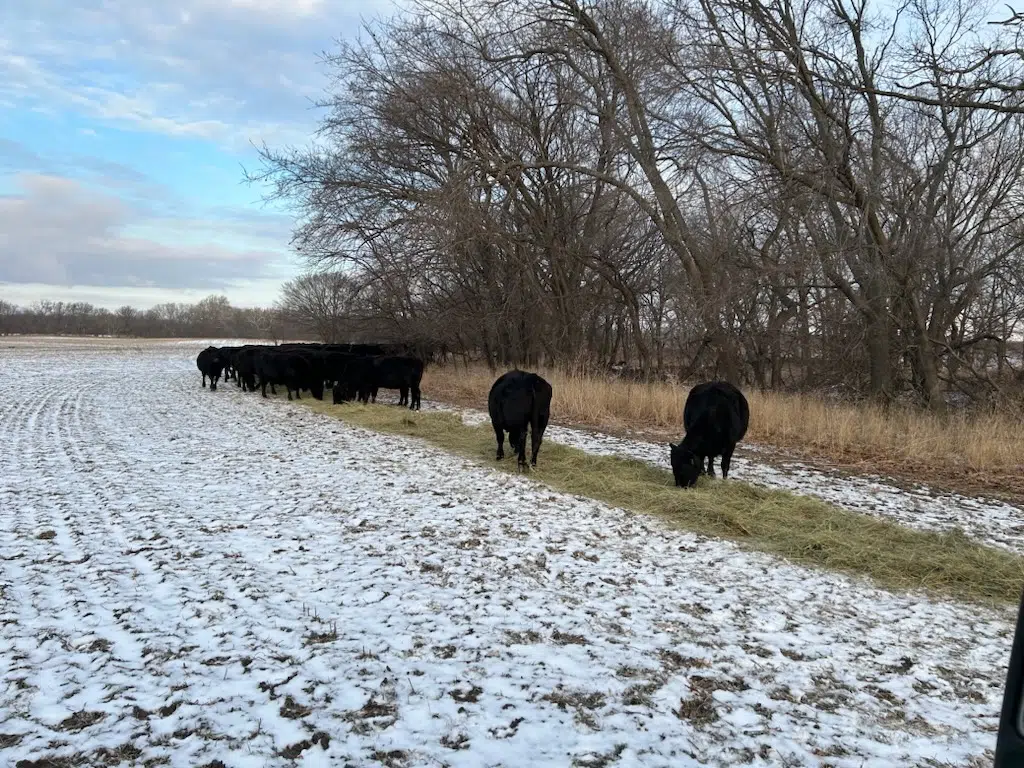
top-left (196, 343), bottom-right (751, 488)
top-left (196, 342), bottom-right (424, 408)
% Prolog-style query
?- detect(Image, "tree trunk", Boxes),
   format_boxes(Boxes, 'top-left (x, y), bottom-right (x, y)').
top-left (865, 308), bottom-right (893, 403)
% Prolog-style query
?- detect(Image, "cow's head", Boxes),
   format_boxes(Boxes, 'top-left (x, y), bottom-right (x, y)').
top-left (669, 442), bottom-right (701, 488)
top-left (310, 380), bottom-right (325, 401)
top-left (332, 383), bottom-right (355, 404)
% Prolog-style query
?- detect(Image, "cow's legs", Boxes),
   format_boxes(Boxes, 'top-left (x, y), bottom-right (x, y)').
top-left (721, 447), bottom-right (734, 479)
top-left (530, 412), bottom-right (548, 466)
top-left (210, 374), bottom-right (218, 392)
top-left (201, 373), bottom-right (207, 388)
top-left (513, 428), bottom-right (528, 469)
top-left (399, 386), bottom-right (408, 406)
top-left (261, 380), bottom-right (268, 398)
top-left (705, 455), bottom-right (715, 477)
top-left (411, 383), bottom-right (421, 410)
top-left (493, 424), bottom-right (505, 461)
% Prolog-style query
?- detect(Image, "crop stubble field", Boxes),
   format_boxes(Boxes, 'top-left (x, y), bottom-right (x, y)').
top-left (0, 337), bottom-right (1021, 767)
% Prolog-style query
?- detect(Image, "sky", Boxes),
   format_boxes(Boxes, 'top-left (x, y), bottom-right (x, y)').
top-left (0, 0), bottom-right (403, 310)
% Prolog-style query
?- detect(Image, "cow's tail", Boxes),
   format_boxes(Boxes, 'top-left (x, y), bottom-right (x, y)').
top-left (529, 376), bottom-right (552, 450)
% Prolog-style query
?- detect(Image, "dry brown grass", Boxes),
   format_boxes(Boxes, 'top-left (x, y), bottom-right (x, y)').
top-left (422, 364), bottom-right (1024, 502)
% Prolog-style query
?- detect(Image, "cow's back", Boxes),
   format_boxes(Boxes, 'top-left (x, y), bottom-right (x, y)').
top-left (489, 370), bottom-right (549, 428)
top-left (683, 381), bottom-right (748, 444)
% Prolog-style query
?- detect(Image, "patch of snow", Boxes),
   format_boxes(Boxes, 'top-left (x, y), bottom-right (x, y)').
top-left (0, 342), bottom-right (1013, 766)
top-left (423, 400), bottom-right (1024, 557)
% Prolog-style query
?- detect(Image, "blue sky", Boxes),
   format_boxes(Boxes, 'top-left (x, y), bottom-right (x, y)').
top-left (0, 0), bottom-right (402, 310)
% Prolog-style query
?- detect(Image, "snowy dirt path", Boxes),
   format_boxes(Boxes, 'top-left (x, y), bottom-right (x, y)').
top-left (423, 400), bottom-right (1024, 557)
top-left (0, 342), bottom-right (1015, 767)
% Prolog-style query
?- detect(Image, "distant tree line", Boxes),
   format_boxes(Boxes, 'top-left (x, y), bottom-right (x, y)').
top-left (252, 0), bottom-right (1024, 410)
top-left (0, 295), bottom-right (312, 341)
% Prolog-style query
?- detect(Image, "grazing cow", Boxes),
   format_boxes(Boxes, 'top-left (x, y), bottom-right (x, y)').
top-left (255, 350), bottom-right (324, 401)
top-left (319, 351), bottom-right (362, 390)
top-left (366, 355), bottom-right (424, 410)
top-left (196, 346), bottom-right (227, 391)
top-left (488, 369), bottom-right (553, 469)
top-left (232, 346), bottom-right (261, 392)
top-left (669, 381), bottom-right (749, 488)
top-left (333, 355), bottom-right (374, 404)
top-left (218, 345), bottom-right (243, 383)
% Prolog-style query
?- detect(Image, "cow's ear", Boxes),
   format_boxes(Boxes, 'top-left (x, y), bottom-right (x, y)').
top-left (668, 442), bottom-right (676, 449)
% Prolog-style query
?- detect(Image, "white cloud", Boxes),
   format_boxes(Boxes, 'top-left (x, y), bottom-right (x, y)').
top-left (223, 0), bottom-right (325, 15)
top-left (0, 279), bottom-right (287, 310)
top-left (0, 173), bottom-right (293, 293)
top-left (0, 0), bottom-right (396, 151)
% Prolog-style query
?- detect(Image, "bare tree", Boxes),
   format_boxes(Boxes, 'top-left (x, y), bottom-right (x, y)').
top-left (246, 0), bottom-right (1024, 406)
top-left (277, 271), bottom-right (368, 342)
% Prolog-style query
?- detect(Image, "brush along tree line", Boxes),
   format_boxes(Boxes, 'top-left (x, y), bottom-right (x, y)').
top-left (0, 295), bottom-right (310, 341)
top-left (251, 0), bottom-right (1024, 413)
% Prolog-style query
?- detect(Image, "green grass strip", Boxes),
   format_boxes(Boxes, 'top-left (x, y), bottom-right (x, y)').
top-left (303, 399), bottom-right (1024, 607)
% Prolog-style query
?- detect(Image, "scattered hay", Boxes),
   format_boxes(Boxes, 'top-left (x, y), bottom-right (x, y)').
top-left (658, 650), bottom-right (710, 671)
top-left (572, 744), bottom-right (628, 768)
top-left (84, 638), bottom-right (111, 653)
top-left (622, 681), bottom-right (662, 707)
top-left (16, 757), bottom-right (87, 768)
top-left (55, 710), bottom-right (105, 732)
top-left (93, 744), bottom-right (143, 766)
top-left (433, 644), bottom-right (458, 659)
top-left (449, 684), bottom-right (483, 703)
top-left (279, 695), bottom-right (312, 719)
top-left (551, 629), bottom-right (589, 645)
top-left (371, 750), bottom-right (410, 767)
top-left (504, 630), bottom-right (542, 645)
top-left (279, 732), bottom-right (330, 759)
top-left (489, 717), bottom-right (525, 739)
top-left (440, 731), bottom-right (470, 750)
top-left (303, 623), bottom-right (339, 645)
top-left (542, 688), bottom-right (607, 711)
top-left (157, 701), bottom-right (181, 718)
top-left (306, 401), bottom-right (1024, 606)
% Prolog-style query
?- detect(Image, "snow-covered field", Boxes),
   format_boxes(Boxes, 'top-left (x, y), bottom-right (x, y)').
top-left (424, 401), bottom-right (1024, 557)
top-left (0, 339), bottom-right (1016, 767)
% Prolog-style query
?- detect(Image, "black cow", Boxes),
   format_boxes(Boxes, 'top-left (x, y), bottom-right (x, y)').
top-left (332, 355), bottom-right (374, 404)
top-left (255, 350), bottom-right (324, 401)
top-left (232, 346), bottom-right (261, 392)
top-left (365, 355), bottom-right (424, 410)
top-left (669, 381), bottom-right (749, 488)
top-left (218, 345), bottom-right (243, 382)
top-left (488, 370), bottom-right (553, 469)
top-left (317, 351), bottom-right (360, 389)
top-left (196, 346), bottom-right (227, 391)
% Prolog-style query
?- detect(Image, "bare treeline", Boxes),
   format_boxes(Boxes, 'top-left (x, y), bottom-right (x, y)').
top-left (251, 0), bottom-right (1024, 409)
top-left (0, 295), bottom-right (310, 341)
